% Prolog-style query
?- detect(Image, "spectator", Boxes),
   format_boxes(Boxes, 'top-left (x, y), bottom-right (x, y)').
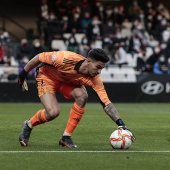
top-left (36, 0), bottom-right (51, 37)
top-left (112, 29), bottom-right (127, 50)
top-left (16, 39), bottom-right (32, 64)
top-left (37, 0), bottom-right (49, 21)
top-left (0, 41), bottom-right (5, 64)
top-left (110, 43), bottom-right (128, 67)
top-left (138, 9), bottom-right (146, 28)
top-left (80, 12), bottom-right (92, 34)
top-left (78, 36), bottom-right (90, 57)
top-left (146, 45), bottom-right (161, 72)
top-left (102, 36), bottom-right (114, 59)
top-left (128, 0), bottom-right (141, 21)
top-left (115, 5), bottom-right (127, 25)
top-left (60, 15), bottom-right (69, 33)
top-left (121, 18), bottom-right (133, 38)
top-left (46, 12), bottom-right (64, 48)
top-left (87, 16), bottom-right (103, 41)
top-left (89, 40), bottom-right (98, 49)
top-left (102, 19), bottom-right (116, 39)
top-left (159, 41), bottom-right (168, 56)
top-left (153, 54), bottom-right (170, 74)
top-left (93, 1), bottom-right (104, 21)
top-left (136, 48), bottom-right (149, 72)
top-left (165, 30), bottom-right (170, 58)
top-left (0, 32), bottom-right (11, 43)
top-left (30, 39), bottom-right (45, 60)
top-left (128, 26), bottom-right (147, 55)
top-left (103, 4), bottom-right (114, 23)
top-left (132, 19), bottom-right (150, 47)
top-left (0, 31), bottom-right (13, 59)
top-left (145, 9), bottom-right (157, 36)
top-left (145, 1), bottom-right (153, 11)
top-left (67, 7), bottom-right (82, 33)
top-left (161, 25), bottom-right (170, 43)
top-left (157, 2), bottom-right (168, 14)
top-left (67, 35), bottom-right (79, 53)
top-left (154, 15), bottom-right (168, 41)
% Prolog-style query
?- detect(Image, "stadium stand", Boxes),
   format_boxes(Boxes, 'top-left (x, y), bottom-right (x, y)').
top-left (1, 0), bottom-right (170, 82)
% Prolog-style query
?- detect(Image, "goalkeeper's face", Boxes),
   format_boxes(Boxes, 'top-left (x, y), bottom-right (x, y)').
top-left (88, 59), bottom-right (105, 77)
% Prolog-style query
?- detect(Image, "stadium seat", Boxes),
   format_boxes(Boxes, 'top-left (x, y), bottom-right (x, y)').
top-left (150, 40), bottom-right (159, 47)
top-left (51, 40), bottom-right (67, 51)
top-left (122, 28), bottom-right (132, 38)
top-left (100, 66), bottom-right (137, 82)
top-left (95, 40), bottom-right (102, 48)
top-left (126, 53), bottom-right (137, 67)
top-left (146, 47), bottom-right (153, 57)
top-left (74, 33), bottom-right (85, 44)
top-left (63, 33), bottom-right (72, 40)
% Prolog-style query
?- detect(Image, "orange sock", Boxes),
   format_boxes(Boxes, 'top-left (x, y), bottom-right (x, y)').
top-left (64, 103), bottom-right (85, 135)
top-left (30, 109), bottom-right (48, 127)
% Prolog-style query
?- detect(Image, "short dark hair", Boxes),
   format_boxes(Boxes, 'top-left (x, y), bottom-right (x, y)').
top-left (88, 48), bottom-right (109, 63)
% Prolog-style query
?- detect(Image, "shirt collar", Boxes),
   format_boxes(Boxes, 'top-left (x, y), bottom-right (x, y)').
top-left (74, 60), bottom-right (85, 71)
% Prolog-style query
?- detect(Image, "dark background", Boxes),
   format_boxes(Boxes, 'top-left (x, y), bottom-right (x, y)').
top-left (1, 0), bottom-right (170, 17)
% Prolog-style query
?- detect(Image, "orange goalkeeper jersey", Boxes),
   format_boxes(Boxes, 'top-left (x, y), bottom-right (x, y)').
top-left (38, 51), bottom-right (111, 106)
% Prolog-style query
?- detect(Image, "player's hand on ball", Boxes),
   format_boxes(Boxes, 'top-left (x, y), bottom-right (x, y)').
top-left (118, 126), bottom-right (136, 142)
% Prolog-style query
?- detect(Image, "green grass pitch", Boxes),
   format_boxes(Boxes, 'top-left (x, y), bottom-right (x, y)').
top-left (0, 103), bottom-right (170, 170)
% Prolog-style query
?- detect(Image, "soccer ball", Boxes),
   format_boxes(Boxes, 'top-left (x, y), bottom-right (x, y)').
top-left (110, 129), bottom-right (132, 149)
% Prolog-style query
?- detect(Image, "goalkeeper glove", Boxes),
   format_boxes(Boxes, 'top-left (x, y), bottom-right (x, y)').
top-left (118, 125), bottom-right (136, 142)
top-left (18, 69), bottom-right (28, 92)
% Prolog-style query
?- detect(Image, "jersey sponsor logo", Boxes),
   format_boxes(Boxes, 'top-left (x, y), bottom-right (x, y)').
top-left (52, 54), bottom-right (57, 62)
top-left (141, 81), bottom-right (164, 95)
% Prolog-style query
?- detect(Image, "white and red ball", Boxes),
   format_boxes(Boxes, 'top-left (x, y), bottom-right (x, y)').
top-left (110, 129), bottom-right (132, 149)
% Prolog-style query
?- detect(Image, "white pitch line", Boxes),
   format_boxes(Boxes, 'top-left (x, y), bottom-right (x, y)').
top-left (0, 151), bottom-right (170, 153)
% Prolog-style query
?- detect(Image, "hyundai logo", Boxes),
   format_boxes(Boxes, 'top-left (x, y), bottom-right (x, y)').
top-left (141, 81), bottom-right (164, 95)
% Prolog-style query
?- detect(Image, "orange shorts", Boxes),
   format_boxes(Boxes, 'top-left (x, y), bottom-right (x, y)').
top-left (36, 73), bottom-right (77, 99)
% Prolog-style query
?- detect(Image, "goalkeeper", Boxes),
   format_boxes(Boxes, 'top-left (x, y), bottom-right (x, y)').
top-left (18, 48), bottom-right (135, 147)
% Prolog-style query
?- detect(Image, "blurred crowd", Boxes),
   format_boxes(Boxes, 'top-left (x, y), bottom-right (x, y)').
top-left (1, 0), bottom-right (170, 82)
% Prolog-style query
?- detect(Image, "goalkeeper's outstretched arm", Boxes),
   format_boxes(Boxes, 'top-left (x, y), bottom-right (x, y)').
top-left (104, 103), bottom-right (136, 141)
